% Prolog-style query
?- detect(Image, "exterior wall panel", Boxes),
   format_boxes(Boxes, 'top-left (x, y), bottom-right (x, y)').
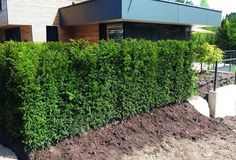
top-left (58, 26), bottom-right (74, 42)
top-left (208, 11), bottom-right (222, 26)
top-left (122, 0), bottom-right (222, 27)
top-left (122, 0), bottom-right (179, 24)
top-left (73, 24), bottom-right (99, 42)
top-left (0, 30), bottom-right (6, 42)
top-left (60, 0), bottom-right (122, 26)
top-left (0, 0), bottom-right (8, 25)
top-left (6, 0), bottom-right (83, 25)
top-left (20, 25), bottom-right (33, 41)
top-left (178, 5), bottom-right (208, 25)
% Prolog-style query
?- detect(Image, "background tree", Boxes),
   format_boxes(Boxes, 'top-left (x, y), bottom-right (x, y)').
top-left (171, 0), bottom-right (194, 5)
top-left (228, 13), bottom-right (236, 47)
top-left (200, 0), bottom-right (209, 8)
top-left (215, 13), bottom-right (236, 50)
top-left (192, 32), bottom-right (216, 45)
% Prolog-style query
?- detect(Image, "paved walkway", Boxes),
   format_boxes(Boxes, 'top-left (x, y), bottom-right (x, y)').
top-left (0, 145), bottom-right (17, 160)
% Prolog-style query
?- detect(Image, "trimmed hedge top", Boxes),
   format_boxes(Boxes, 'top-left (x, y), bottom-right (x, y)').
top-left (0, 39), bottom-right (196, 150)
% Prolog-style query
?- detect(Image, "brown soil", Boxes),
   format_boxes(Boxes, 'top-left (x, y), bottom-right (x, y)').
top-left (31, 103), bottom-right (235, 160)
top-left (125, 116), bottom-right (236, 160)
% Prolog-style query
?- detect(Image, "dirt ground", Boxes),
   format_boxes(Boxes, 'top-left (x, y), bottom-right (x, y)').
top-left (124, 118), bottom-right (236, 160)
top-left (31, 103), bottom-right (236, 160)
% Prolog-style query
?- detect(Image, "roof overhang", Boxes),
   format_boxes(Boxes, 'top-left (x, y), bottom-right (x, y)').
top-left (191, 27), bottom-right (216, 34)
top-left (59, 0), bottom-right (222, 27)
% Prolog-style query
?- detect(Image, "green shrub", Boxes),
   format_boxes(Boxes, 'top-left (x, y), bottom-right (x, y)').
top-left (0, 39), bottom-right (196, 150)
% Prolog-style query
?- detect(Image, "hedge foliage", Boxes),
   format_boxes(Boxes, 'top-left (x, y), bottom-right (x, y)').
top-left (0, 39), bottom-right (196, 150)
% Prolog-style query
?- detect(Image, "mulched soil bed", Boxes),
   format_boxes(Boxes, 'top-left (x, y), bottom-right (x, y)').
top-left (31, 102), bottom-right (234, 160)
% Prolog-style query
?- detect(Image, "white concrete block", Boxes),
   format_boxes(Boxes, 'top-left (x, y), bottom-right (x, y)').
top-left (0, 145), bottom-right (17, 160)
top-left (209, 85), bottom-right (236, 118)
top-left (188, 96), bottom-right (210, 117)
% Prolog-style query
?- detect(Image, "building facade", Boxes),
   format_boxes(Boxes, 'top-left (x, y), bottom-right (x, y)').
top-left (0, 0), bottom-right (222, 42)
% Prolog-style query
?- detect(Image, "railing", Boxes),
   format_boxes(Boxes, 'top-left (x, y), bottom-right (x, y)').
top-left (223, 50), bottom-right (236, 60)
top-left (213, 58), bottom-right (236, 91)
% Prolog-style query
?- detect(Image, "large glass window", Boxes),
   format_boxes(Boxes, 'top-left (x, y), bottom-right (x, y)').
top-left (99, 22), bottom-right (190, 42)
top-left (124, 22), bottom-right (190, 41)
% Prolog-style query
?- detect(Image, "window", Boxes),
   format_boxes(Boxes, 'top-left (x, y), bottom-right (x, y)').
top-left (46, 26), bottom-right (59, 42)
top-left (124, 22), bottom-right (191, 41)
top-left (6, 28), bottom-right (21, 41)
top-left (107, 24), bottom-right (123, 42)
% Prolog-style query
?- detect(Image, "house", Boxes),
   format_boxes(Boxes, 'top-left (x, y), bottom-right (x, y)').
top-left (0, 0), bottom-right (222, 42)
top-left (0, 0), bottom-right (84, 42)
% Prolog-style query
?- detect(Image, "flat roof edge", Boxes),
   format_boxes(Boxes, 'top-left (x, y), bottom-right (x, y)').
top-left (60, 0), bottom-right (222, 13)
top-left (158, 0), bottom-right (222, 13)
top-left (60, 0), bottom-right (221, 27)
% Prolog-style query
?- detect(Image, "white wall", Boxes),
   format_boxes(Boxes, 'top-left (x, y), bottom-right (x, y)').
top-left (7, 0), bottom-right (87, 25)
top-left (5, 0), bottom-right (86, 41)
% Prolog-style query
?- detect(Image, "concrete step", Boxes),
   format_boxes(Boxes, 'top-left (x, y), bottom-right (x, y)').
top-left (0, 145), bottom-right (17, 160)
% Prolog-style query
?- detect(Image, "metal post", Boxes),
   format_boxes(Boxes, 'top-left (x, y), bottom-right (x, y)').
top-left (229, 54), bottom-right (232, 72)
top-left (235, 72), bottom-right (236, 85)
top-left (214, 61), bottom-right (218, 91)
top-left (234, 51), bottom-right (236, 84)
top-left (200, 62), bottom-right (203, 73)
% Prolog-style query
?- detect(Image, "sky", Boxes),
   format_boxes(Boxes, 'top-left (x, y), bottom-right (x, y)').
top-left (193, 0), bottom-right (236, 16)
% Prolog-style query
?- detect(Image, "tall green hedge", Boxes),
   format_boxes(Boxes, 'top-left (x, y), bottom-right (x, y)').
top-left (0, 39), bottom-right (195, 150)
